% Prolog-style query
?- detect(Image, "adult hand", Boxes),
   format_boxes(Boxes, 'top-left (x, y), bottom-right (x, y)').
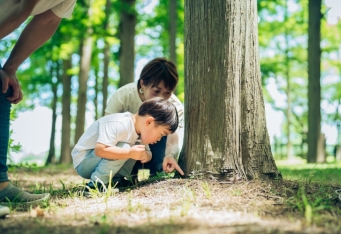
top-left (162, 155), bottom-right (184, 175)
top-left (0, 68), bottom-right (22, 104)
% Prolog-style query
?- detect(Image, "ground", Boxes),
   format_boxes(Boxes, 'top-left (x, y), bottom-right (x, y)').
top-left (0, 165), bottom-right (340, 234)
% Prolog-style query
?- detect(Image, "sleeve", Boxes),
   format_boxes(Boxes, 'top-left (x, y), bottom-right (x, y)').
top-left (51, 0), bottom-right (76, 18)
top-left (105, 90), bottom-right (125, 115)
top-left (97, 121), bottom-right (127, 147)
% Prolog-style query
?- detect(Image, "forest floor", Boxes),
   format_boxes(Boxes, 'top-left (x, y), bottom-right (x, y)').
top-left (0, 164), bottom-right (341, 234)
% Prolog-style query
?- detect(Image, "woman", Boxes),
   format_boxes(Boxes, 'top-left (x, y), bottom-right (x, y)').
top-left (105, 57), bottom-right (184, 176)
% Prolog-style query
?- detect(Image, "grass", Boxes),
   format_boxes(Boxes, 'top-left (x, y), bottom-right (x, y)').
top-left (1, 161), bottom-right (341, 233)
top-left (276, 157), bottom-right (341, 183)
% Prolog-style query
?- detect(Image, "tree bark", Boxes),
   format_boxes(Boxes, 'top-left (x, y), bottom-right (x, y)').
top-left (46, 64), bottom-right (58, 165)
top-left (94, 65), bottom-right (99, 120)
top-left (102, 0), bottom-right (111, 117)
top-left (284, 4), bottom-right (293, 160)
top-left (169, 0), bottom-right (177, 65)
top-left (307, 0), bottom-right (322, 163)
top-left (59, 59), bottom-right (72, 164)
top-left (74, 26), bottom-right (93, 144)
top-left (118, 0), bottom-right (136, 88)
top-left (180, 0), bottom-right (279, 181)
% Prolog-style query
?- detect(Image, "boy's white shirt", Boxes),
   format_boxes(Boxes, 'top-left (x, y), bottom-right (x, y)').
top-left (30, 0), bottom-right (77, 18)
top-left (105, 82), bottom-right (184, 159)
top-left (71, 112), bottom-right (148, 169)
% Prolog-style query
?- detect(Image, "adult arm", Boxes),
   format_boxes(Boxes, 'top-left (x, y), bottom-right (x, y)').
top-left (0, 0), bottom-right (40, 40)
top-left (162, 131), bottom-right (184, 175)
top-left (1, 9), bottom-right (62, 103)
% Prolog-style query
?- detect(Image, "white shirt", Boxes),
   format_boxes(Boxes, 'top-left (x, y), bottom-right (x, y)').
top-left (31, 0), bottom-right (77, 18)
top-left (105, 82), bottom-right (184, 158)
top-left (71, 112), bottom-right (139, 168)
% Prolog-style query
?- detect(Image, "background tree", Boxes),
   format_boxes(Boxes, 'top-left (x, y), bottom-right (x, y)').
top-left (307, 0), bottom-right (322, 163)
top-left (118, 0), bottom-right (136, 88)
top-left (181, 0), bottom-right (280, 180)
top-left (258, 0), bottom-right (309, 160)
top-left (74, 1), bottom-right (94, 144)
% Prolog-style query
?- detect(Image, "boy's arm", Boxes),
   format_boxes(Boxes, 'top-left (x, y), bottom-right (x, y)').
top-left (95, 143), bottom-right (148, 161)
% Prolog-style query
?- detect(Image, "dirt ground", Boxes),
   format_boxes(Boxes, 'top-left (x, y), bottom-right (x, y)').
top-left (0, 165), bottom-right (340, 234)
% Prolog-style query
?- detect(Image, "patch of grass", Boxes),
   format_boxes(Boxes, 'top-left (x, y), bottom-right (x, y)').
top-left (276, 159), bottom-right (341, 183)
top-left (2, 164), bottom-right (341, 233)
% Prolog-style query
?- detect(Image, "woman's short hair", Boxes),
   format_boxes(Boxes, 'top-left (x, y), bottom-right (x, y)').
top-left (138, 97), bottom-right (179, 133)
top-left (137, 57), bottom-right (178, 91)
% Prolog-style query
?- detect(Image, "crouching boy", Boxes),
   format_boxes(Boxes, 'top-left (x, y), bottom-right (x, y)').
top-left (71, 97), bottom-right (179, 194)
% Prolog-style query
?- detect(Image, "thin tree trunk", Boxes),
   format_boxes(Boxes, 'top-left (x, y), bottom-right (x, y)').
top-left (284, 4), bottom-right (293, 160)
top-left (307, 0), bottom-right (322, 163)
top-left (59, 59), bottom-right (72, 164)
top-left (169, 0), bottom-right (178, 95)
top-left (46, 63), bottom-right (58, 165)
top-left (169, 0), bottom-right (177, 65)
top-left (102, 0), bottom-right (111, 116)
top-left (180, 0), bottom-right (279, 181)
top-left (74, 26), bottom-right (93, 144)
top-left (118, 0), bottom-right (136, 88)
top-left (94, 65), bottom-right (99, 120)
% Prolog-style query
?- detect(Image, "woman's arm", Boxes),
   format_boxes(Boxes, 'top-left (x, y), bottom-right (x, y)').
top-left (165, 132), bottom-right (180, 159)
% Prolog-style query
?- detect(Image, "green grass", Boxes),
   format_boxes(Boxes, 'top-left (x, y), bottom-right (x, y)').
top-left (276, 157), bottom-right (341, 183)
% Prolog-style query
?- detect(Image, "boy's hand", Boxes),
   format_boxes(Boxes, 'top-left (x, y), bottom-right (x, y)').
top-left (141, 150), bottom-right (152, 163)
top-left (162, 155), bottom-right (184, 175)
top-left (129, 145), bottom-right (148, 161)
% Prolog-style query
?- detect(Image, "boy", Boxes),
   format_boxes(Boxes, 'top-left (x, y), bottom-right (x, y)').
top-left (71, 97), bottom-right (180, 194)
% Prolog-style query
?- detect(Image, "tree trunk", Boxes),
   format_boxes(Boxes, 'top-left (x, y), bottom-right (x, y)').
top-left (59, 59), bottom-right (72, 164)
top-left (180, 0), bottom-right (280, 181)
top-left (118, 0), bottom-right (136, 88)
top-left (307, 0), bottom-right (322, 163)
top-left (102, 0), bottom-right (111, 117)
top-left (317, 133), bottom-right (326, 163)
top-left (46, 64), bottom-right (58, 165)
top-left (94, 65), bottom-right (99, 120)
top-left (74, 27), bottom-right (93, 144)
top-left (169, 0), bottom-right (177, 65)
top-left (284, 4), bottom-right (293, 160)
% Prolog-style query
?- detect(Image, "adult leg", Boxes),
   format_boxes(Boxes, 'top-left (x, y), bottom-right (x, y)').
top-left (0, 66), bottom-right (11, 184)
top-left (0, 64), bottom-right (49, 203)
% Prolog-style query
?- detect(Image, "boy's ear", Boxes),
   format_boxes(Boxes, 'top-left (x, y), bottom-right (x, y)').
top-left (145, 117), bottom-right (155, 126)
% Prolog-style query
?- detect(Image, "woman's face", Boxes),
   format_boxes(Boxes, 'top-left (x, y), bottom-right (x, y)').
top-left (141, 80), bottom-right (174, 101)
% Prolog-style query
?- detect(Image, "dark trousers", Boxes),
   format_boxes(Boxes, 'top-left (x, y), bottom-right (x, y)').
top-left (0, 64), bottom-right (12, 182)
top-left (132, 136), bottom-right (167, 175)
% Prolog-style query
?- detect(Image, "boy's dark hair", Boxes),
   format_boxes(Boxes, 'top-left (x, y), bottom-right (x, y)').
top-left (138, 97), bottom-right (179, 133)
top-left (137, 57), bottom-right (178, 91)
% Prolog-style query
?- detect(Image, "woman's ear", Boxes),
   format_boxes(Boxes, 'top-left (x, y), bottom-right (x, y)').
top-left (145, 117), bottom-right (155, 126)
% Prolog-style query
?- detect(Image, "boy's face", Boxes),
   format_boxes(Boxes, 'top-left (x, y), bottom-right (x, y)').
top-left (140, 118), bottom-right (172, 144)
top-left (141, 80), bottom-right (174, 101)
